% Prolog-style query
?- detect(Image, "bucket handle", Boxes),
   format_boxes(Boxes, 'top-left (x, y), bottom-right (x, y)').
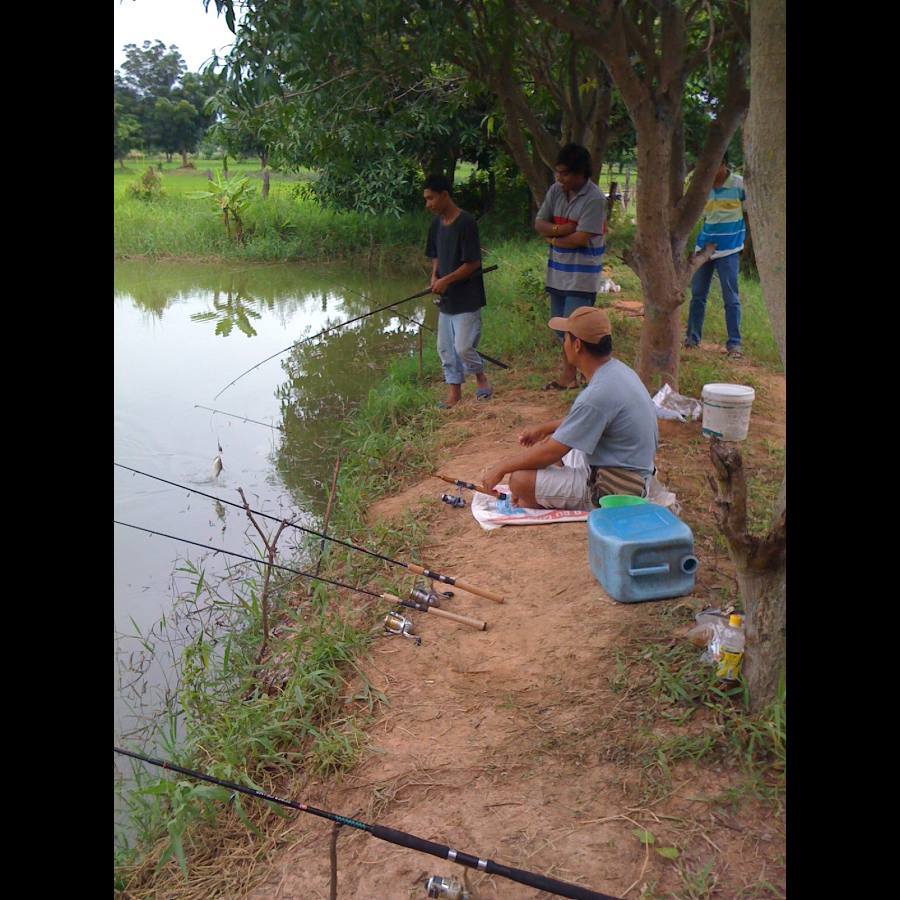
top-left (628, 564), bottom-right (670, 577)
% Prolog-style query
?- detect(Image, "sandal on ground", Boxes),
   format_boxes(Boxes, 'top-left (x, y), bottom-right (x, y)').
top-left (436, 400), bottom-right (458, 409)
top-left (542, 380), bottom-right (577, 391)
top-left (475, 386), bottom-right (494, 401)
top-left (725, 348), bottom-right (744, 359)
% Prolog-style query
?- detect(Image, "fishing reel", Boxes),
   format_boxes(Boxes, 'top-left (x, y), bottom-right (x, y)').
top-left (383, 610), bottom-right (421, 645)
top-left (425, 875), bottom-right (470, 900)
top-left (410, 580), bottom-right (454, 609)
top-left (440, 486), bottom-right (466, 508)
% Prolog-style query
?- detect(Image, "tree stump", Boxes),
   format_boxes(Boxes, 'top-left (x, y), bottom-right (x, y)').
top-left (708, 438), bottom-right (786, 711)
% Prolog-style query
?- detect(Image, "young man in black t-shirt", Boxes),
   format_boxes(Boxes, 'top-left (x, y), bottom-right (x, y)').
top-left (423, 174), bottom-right (492, 408)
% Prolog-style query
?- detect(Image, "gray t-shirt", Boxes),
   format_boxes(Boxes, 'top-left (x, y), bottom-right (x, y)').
top-left (552, 358), bottom-right (658, 474)
top-left (535, 180), bottom-right (606, 293)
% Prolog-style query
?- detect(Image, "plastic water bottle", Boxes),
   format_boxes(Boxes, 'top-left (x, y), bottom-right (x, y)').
top-left (716, 614), bottom-right (745, 681)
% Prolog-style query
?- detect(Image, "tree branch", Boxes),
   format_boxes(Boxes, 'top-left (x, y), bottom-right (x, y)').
top-left (672, 43), bottom-right (749, 240)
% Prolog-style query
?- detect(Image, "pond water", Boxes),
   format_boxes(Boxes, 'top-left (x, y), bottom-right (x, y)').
top-left (114, 259), bottom-right (432, 833)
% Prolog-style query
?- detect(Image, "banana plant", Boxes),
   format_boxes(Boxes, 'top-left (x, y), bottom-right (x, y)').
top-left (187, 173), bottom-right (254, 242)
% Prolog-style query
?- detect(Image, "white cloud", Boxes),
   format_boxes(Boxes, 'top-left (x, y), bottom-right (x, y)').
top-left (114, 0), bottom-right (236, 73)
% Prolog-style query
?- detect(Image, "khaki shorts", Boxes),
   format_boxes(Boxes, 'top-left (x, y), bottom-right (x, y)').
top-left (534, 450), bottom-right (593, 510)
top-left (534, 450), bottom-right (649, 510)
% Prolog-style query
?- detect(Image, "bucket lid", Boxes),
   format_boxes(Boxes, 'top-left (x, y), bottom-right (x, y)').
top-left (701, 382), bottom-right (755, 401)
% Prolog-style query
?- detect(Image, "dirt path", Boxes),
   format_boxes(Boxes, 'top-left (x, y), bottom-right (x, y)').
top-left (248, 376), bottom-right (786, 899)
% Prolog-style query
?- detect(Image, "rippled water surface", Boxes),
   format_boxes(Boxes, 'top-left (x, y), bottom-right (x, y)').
top-left (114, 259), bottom-right (430, 826)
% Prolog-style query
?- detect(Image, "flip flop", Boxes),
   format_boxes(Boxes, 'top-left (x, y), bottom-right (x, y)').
top-left (542, 380), bottom-right (577, 391)
top-left (475, 386), bottom-right (494, 401)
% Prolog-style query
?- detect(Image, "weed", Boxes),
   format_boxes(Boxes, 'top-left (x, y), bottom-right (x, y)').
top-left (127, 166), bottom-right (165, 202)
top-left (677, 858), bottom-right (719, 899)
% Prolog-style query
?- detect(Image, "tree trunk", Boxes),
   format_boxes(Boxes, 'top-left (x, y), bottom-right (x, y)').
top-left (181, 150), bottom-right (188, 168)
top-left (722, 0), bottom-right (786, 712)
top-left (630, 123), bottom-right (687, 390)
top-left (744, 0), bottom-right (786, 368)
top-left (262, 168), bottom-right (270, 199)
top-left (709, 439), bottom-right (786, 713)
top-left (118, 156), bottom-right (125, 169)
top-left (636, 303), bottom-right (681, 391)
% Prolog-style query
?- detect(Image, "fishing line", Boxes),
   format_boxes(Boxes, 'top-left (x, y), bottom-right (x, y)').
top-left (114, 463), bottom-right (505, 604)
top-left (194, 404), bottom-right (282, 431)
top-left (113, 519), bottom-right (486, 629)
top-left (113, 747), bottom-right (619, 900)
top-left (214, 265), bottom-right (498, 399)
top-left (347, 293), bottom-right (510, 370)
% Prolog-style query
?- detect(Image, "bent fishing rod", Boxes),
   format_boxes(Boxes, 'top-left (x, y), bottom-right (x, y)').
top-left (114, 462), bottom-right (505, 604)
top-left (215, 265), bottom-right (499, 400)
top-left (114, 748), bottom-right (618, 900)
top-left (113, 519), bottom-right (486, 630)
top-left (194, 404), bottom-right (282, 430)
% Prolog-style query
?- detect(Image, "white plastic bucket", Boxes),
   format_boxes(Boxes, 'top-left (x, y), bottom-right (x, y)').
top-left (701, 383), bottom-right (755, 441)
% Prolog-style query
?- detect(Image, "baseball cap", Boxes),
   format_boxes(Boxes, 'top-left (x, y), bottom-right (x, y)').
top-left (547, 306), bottom-right (612, 342)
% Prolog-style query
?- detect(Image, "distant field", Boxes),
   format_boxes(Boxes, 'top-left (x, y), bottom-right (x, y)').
top-left (113, 158), bottom-right (317, 201)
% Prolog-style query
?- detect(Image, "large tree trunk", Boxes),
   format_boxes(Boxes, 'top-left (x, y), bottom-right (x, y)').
top-left (718, 0), bottom-right (786, 712)
top-left (744, 0), bottom-right (786, 368)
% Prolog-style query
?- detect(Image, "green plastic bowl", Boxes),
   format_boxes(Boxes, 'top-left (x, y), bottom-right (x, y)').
top-left (599, 494), bottom-right (648, 509)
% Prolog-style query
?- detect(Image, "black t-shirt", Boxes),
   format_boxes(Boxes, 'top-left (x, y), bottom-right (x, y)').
top-left (425, 210), bottom-right (486, 315)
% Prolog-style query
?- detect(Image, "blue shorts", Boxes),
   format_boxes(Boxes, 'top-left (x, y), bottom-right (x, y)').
top-left (547, 289), bottom-right (597, 343)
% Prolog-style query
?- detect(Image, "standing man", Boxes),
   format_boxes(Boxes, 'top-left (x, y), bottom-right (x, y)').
top-left (534, 143), bottom-right (607, 391)
top-left (424, 174), bottom-right (492, 408)
top-left (684, 154), bottom-right (747, 359)
top-left (480, 307), bottom-right (658, 509)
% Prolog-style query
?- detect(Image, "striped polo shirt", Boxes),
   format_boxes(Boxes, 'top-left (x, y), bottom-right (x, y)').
top-left (536, 180), bottom-right (606, 293)
top-left (695, 173), bottom-right (746, 259)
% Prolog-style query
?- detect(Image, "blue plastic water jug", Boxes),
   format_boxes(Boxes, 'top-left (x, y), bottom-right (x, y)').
top-left (587, 504), bottom-right (698, 603)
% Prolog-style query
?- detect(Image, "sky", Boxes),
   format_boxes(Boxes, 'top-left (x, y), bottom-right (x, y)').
top-left (114, 0), bottom-right (236, 73)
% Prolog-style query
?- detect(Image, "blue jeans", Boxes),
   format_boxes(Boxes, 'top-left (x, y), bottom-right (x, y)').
top-left (685, 253), bottom-right (742, 350)
top-left (547, 289), bottom-right (597, 343)
top-left (437, 310), bottom-right (484, 385)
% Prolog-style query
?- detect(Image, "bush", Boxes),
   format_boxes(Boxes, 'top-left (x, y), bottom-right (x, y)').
top-left (127, 167), bottom-right (165, 202)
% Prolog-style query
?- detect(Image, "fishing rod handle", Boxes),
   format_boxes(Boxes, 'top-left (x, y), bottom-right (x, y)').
top-left (426, 605), bottom-right (487, 631)
top-left (446, 576), bottom-right (505, 605)
top-left (406, 565), bottom-right (505, 605)
top-left (434, 474), bottom-right (508, 501)
top-left (370, 825), bottom-right (618, 900)
top-left (381, 593), bottom-right (485, 630)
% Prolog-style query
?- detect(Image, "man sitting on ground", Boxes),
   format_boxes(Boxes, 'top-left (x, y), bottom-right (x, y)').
top-left (480, 307), bottom-right (658, 509)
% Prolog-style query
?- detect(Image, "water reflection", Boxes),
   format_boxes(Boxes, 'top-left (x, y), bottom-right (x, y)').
top-left (190, 289), bottom-right (262, 338)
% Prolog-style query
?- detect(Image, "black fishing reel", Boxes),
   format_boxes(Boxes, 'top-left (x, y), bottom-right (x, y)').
top-left (410, 580), bottom-right (454, 608)
top-left (383, 610), bottom-right (421, 646)
top-left (440, 487), bottom-right (466, 508)
top-left (426, 875), bottom-right (470, 900)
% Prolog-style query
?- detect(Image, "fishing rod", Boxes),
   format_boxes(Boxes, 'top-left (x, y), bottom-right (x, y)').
top-left (214, 265), bottom-right (499, 400)
top-left (114, 463), bottom-right (505, 604)
top-left (114, 748), bottom-right (619, 900)
top-left (194, 404), bottom-right (282, 430)
top-left (434, 473), bottom-right (508, 501)
top-left (113, 520), bottom-right (486, 630)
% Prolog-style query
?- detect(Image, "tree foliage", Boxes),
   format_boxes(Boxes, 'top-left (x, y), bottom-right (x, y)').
top-left (114, 40), bottom-right (220, 162)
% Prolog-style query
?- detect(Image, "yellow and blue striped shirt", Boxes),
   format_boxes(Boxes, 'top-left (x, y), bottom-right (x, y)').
top-left (695, 173), bottom-right (746, 259)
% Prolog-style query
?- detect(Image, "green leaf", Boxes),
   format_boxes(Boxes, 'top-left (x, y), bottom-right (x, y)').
top-left (631, 828), bottom-right (655, 845)
top-left (232, 794), bottom-right (264, 836)
top-left (167, 822), bottom-right (189, 877)
top-left (656, 846), bottom-right (679, 860)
